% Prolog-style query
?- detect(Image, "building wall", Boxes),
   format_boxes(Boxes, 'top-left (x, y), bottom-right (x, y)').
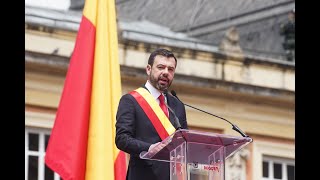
top-left (25, 30), bottom-right (295, 91)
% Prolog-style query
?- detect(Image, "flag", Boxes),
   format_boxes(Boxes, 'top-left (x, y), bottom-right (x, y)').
top-left (44, 0), bottom-right (127, 179)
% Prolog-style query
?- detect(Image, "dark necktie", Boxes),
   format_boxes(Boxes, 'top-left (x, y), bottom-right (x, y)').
top-left (158, 94), bottom-right (169, 118)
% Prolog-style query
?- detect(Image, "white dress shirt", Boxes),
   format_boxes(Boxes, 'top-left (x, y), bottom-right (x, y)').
top-left (145, 80), bottom-right (167, 104)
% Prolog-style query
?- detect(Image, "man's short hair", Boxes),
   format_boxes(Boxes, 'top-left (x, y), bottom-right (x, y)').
top-left (148, 48), bottom-right (177, 67)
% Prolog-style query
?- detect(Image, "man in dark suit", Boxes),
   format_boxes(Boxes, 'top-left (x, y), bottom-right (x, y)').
top-left (115, 48), bottom-right (188, 180)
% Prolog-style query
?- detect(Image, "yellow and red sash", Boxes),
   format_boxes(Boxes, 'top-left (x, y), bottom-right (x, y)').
top-left (129, 87), bottom-right (176, 140)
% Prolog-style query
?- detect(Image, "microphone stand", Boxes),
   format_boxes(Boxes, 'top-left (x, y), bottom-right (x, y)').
top-left (171, 90), bottom-right (249, 137)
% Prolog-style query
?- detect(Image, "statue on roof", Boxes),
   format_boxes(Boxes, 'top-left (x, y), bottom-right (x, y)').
top-left (219, 26), bottom-right (244, 58)
top-left (280, 9), bottom-right (295, 61)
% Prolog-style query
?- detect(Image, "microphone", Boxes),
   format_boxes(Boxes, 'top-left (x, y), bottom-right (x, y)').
top-left (163, 90), bottom-right (182, 130)
top-left (170, 90), bottom-right (249, 137)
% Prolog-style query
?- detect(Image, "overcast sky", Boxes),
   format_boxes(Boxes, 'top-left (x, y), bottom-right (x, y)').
top-left (25, 0), bottom-right (70, 10)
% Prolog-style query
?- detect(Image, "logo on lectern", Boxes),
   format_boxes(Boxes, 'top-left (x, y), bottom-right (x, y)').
top-left (203, 165), bottom-right (220, 172)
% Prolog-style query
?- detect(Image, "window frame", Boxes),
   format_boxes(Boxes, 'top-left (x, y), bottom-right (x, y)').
top-left (25, 127), bottom-right (60, 180)
top-left (262, 156), bottom-right (295, 180)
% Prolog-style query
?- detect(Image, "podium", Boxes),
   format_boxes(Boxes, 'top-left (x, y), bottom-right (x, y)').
top-left (140, 129), bottom-right (252, 180)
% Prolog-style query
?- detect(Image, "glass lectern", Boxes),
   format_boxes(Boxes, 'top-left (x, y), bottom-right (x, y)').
top-left (140, 129), bottom-right (252, 180)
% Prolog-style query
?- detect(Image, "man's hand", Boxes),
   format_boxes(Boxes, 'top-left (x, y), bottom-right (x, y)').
top-left (148, 142), bottom-right (166, 154)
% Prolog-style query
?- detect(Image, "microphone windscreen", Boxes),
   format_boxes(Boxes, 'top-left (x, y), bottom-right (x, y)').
top-left (171, 90), bottom-right (177, 96)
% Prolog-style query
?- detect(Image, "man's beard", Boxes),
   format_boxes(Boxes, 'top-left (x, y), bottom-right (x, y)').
top-left (149, 73), bottom-right (172, 91)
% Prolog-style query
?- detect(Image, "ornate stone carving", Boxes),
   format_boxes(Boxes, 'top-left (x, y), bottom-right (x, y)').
top-left (219, 26), bottom-right (243, 56)
top-left (226, 148), bottom-right (250, 180)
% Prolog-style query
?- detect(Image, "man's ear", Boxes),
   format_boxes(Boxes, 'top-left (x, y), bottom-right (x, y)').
top-left (146, 65), bottom-right (151, 76)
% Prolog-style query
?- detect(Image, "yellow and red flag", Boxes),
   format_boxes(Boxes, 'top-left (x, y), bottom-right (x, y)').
top-left (45, 0), bottom-right (127, 179)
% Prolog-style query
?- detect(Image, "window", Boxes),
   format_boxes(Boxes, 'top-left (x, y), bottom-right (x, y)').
top-left (25, 128), bottom-right (61, 180)
top-left (262, 156), bottom-right (295, 180)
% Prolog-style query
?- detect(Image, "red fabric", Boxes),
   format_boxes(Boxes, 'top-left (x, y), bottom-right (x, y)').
top-left (44, 15), bottom-right (96, 180)
top-left (176, 162), bottom-right (183, 180)
top-left (158, 94), bottom-right (169, 118)
top-left (114, 151), bottom-right (127, 180)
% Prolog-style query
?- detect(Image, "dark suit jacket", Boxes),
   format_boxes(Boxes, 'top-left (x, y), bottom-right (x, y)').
top-left (115, 88), bottom-right (188, 180)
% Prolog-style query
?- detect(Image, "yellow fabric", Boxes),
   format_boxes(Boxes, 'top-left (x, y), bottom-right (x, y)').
top-left (84, 0), bottom-right (122, 179)
top-left (134, 88), bottom-right (176, 136)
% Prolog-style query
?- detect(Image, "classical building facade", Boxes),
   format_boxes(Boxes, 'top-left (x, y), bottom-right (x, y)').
top-left (25, 2), bottom-right (295, 180)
